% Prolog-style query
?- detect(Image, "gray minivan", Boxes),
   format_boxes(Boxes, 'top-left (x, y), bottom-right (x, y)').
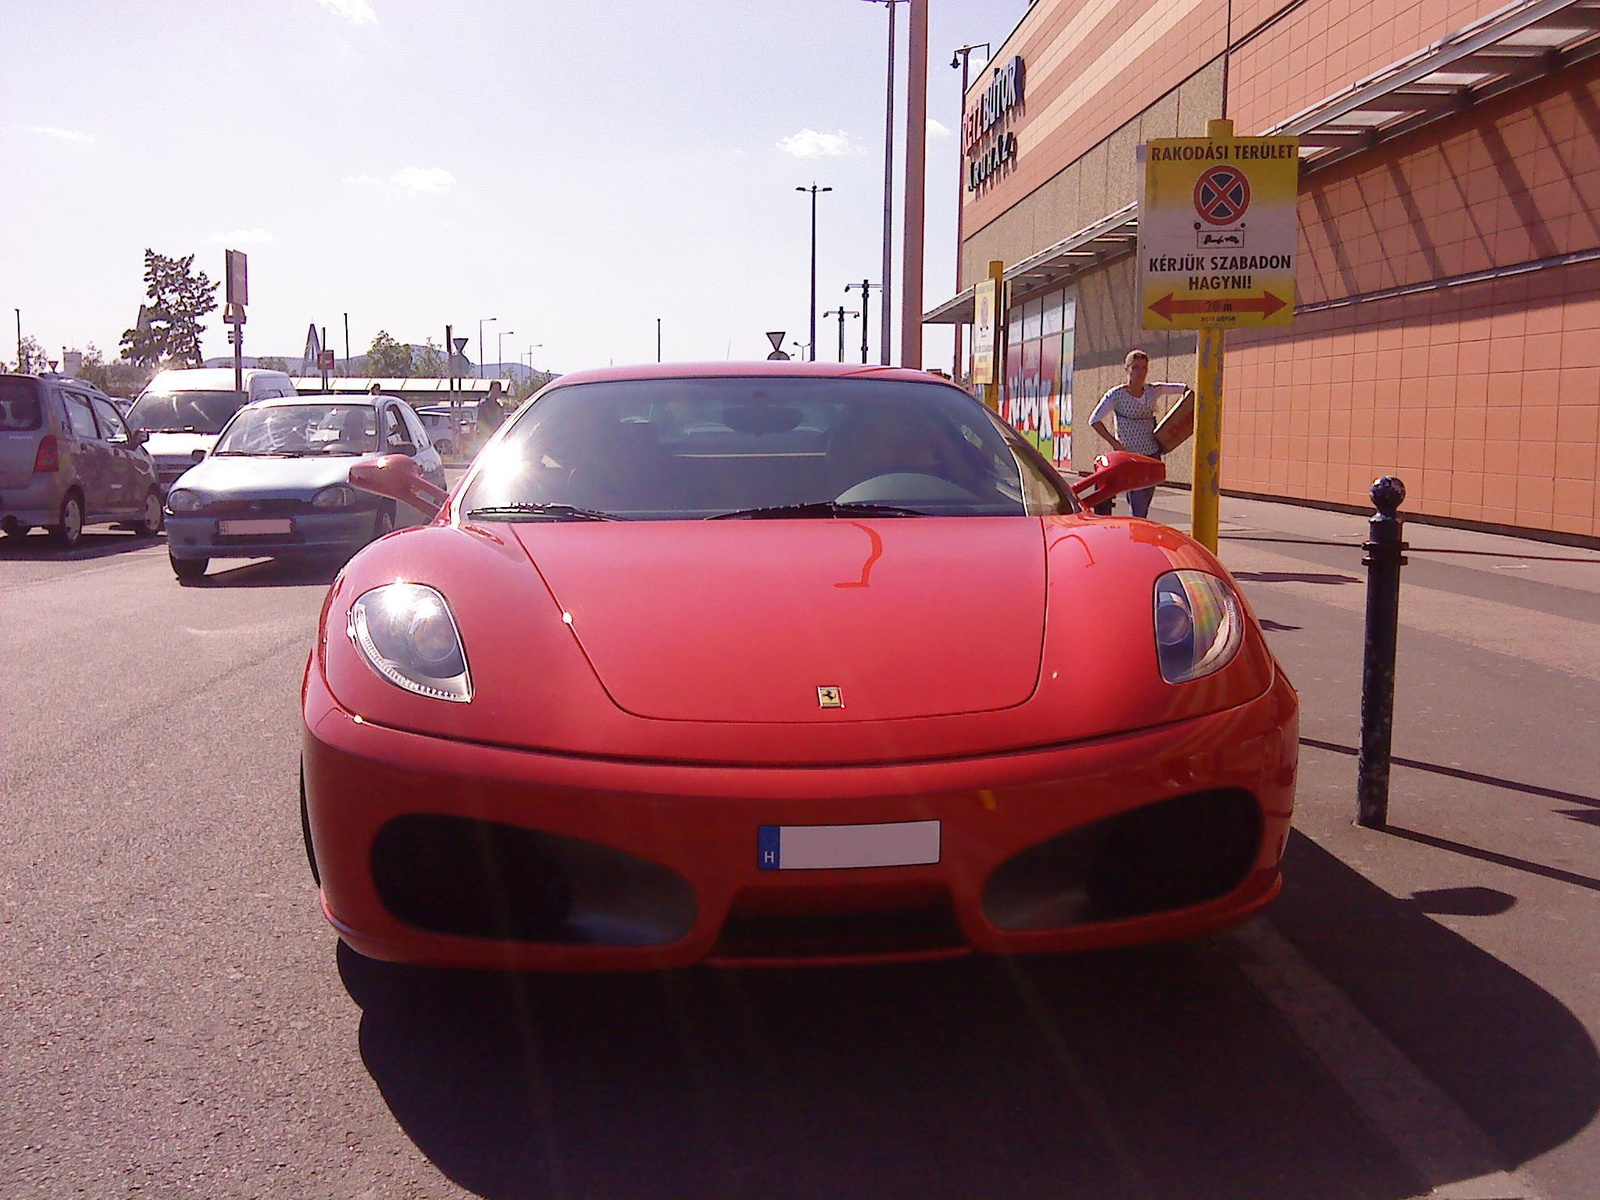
top-left (0, 373), bottom-right (163, 547)
top-left (127, 367), bottom-right (300, 493)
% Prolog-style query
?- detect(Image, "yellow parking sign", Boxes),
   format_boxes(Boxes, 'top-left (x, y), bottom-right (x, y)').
top-left (1139, 135), bottom-right (1299, 330)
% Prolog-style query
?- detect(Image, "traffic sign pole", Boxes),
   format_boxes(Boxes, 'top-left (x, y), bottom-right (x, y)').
top-left (1191, 117), bottom-right (1232, 554)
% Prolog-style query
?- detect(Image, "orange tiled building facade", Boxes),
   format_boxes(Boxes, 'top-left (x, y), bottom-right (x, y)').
top-left (942, 0), bottom-right (1600, 540)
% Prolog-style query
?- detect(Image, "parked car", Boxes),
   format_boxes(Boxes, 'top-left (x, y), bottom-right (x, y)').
top-left (126, 367), bottom-right (299, 494)
top-left (416, 405), bottom-right (477, 459)
top-left (300, 362), bottom-right (1299, 972)
top-left (0, 373), bottom-right (163, 547)
top-left (163, 394), bottom-right (445, 583)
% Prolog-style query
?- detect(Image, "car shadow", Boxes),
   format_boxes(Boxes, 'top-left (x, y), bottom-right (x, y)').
top-left (0, 528), bottom-right (162, 561)
top-left (341, 833), bottom-right (1599, 1199)
top-left (195, 556), bottom-right (344, 589)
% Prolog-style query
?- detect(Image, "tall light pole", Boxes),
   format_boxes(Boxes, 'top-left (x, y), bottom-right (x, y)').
top-left (796, 184), bottom-right (832, 362)
top-left (656, 317), bottom-right (662, 363)
top-left (950, 41), bottom-right (990, 382)
top-left (343, 312), bottom-right (351, 376)
top-left (14, 309), bottom-right (22, 373)
top-left (823, 306), bottom-right (860, 363)
top-left (900, 0), bottom-right (929, 369)
top-left (844, 280), bottom-right (880, 364)
top-left (863, 0), bottom-right (904, 366)
top-left (478, 317), bottom-right (496, 379)
top-left (497, 330), bottom-right (514, 378)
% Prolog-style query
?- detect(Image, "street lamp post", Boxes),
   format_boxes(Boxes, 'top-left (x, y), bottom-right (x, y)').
top-left (950, 41), bottom-right (990, 382)
top-left (497, 330), bottom-right (514, 380)
top-left (823, 306), bottom-right (861, 363)
top-left (844, 280), bottom-right (881, 364)
top-left (478, 317), bottom-right (497, 379)
top-left (863, 0), bottom-right (905, 367)
top-left (900, 0), bottom-right (929, 369)
top-left (14, 309), bottom-right (22, 373)
top-left (795, 184), bottom-right (833, 362)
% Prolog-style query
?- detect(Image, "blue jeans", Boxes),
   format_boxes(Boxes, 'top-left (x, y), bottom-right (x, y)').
top-left (1129, 486), bottom-right (1155, 519)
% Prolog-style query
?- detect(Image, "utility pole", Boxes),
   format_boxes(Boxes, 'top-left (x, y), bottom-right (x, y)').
top-left (321, 325), bottom-right (329, 393)
top-left (900, 0), bottom-right (929, 369)
top-left (950, 42), bottom-right (990, 382)
top-left (865, 0), bottom-right (903, 367)
top-left (343, 313), bottom-right (350, 377)
top-left (657, 317), bottom-right (662, 363)
top-left (796, 184), bottom-right (832, 361)
top-left (14, 309), bottom-right (23, 373)
top-left (844, 280), bottom-right (880, 364)
top-left (823, 306), bottom-right (860, 362)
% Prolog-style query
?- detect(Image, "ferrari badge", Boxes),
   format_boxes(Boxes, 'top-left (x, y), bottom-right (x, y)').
top-left (817, 686), bottom-right (844, 709)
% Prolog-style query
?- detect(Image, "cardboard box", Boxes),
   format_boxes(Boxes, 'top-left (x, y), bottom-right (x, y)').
top-left (1154, 393), bottom-right (1195, 454)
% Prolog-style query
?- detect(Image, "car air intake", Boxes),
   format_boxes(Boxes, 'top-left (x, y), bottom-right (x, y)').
top-left (982, 788), bottom-right (1263, 930)
top-left (370, 814), bottom-right (696, 945)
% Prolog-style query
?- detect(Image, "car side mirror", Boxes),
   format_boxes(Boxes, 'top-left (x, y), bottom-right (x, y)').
top-left (350, 453), bottom-right (448, 519)
top-left (389, 439), bottom-right (418, 456)
top-left (128, 428), bottom-right (147, 447)
top-left (1069, 451), bottom-right (1166, 512)
top-left (191, 448), bottom-right (206, 463)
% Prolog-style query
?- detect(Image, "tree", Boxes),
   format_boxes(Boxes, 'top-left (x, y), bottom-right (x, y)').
top-left (75, 344), bottom-right (153, 398)
top-left (256, 356), bottom-right (290, 373)
top-left (414, 338), bottom-right (444, 377)
top-left (118, 249), bottom-right (218, 367)
top-left (364, 330), bottom-right (413, 377)
top-left (9, 335), bottom-right (49, 374)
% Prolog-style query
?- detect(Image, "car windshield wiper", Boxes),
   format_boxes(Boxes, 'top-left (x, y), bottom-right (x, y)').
top-left (708, 500), bottom-right (932, 520)
top-left (466, 502), bottom-right (625, 522)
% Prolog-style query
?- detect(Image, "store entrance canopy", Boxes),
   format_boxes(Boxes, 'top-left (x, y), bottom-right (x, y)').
top-left (924, 0), bottom-right (1600, 325)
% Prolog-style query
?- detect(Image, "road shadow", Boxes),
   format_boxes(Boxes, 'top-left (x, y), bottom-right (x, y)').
top-left (0, 528), bottom-right (161, 561)
top-left (192, 556), bottom-right (343, 589)
top-left (342, 834), bottom-right (1599, 1199)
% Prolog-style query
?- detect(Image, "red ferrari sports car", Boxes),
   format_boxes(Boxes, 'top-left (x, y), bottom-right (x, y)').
top-left (301, 362), bottom-right (1297, 971)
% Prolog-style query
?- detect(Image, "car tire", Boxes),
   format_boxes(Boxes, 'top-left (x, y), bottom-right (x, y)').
top-left (171, 554), bottom-right (208, 584)
top-left (47, 491), bottom-right (84, 549)
top-left (370, 504), bottom-right (394, 543)
top-left (133, 489), bottom-right (164, 537)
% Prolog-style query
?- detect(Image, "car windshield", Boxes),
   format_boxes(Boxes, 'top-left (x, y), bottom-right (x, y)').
top-left (0, 378), bottom-right (42, 431)
top-left (462, 377), bottom-right (1076, 520)
top-left (212, 404), bottom-right (380, 456)
top-left (127, 389), bottom-right (249, 434)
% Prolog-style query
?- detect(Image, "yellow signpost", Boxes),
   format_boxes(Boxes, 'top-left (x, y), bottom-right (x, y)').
top-left (971, 259), bottom-right (1005, 410)
top-left (1139, 119), bottom-right (1299, 551)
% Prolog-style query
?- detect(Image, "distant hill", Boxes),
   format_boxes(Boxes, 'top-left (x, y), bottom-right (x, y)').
top-left (203, 348), bottom-right (542, 381)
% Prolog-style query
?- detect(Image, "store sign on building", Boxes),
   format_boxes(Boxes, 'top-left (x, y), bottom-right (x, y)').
top-left (971, 278), bottom-right (999, 385)
top-left (964, 56), bottom-right (1025, 192)
top-left (1138, 135), bottom-right (1300, 329)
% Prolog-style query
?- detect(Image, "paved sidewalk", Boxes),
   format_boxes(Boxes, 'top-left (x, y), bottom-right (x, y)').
top-left (1143, 485), bottom-right (1600, 1199)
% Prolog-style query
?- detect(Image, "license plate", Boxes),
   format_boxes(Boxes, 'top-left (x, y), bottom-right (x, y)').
top-left (757, 820), bottom-right (940, 871)
top-left (217, 518), bottom-right (292, 536)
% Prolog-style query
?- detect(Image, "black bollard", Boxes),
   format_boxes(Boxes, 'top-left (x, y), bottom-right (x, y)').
top-left (1357, 476), bottom-right (1408, 828)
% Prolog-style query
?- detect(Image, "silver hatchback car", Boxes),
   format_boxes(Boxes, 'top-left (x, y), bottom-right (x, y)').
top-left (0, 373), bottom-right (163, 547)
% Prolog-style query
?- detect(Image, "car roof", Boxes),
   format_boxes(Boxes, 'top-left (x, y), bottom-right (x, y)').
top-left (246, 395), bottom-right (381, 410)
top-left (546, 361), bottom-right (964, 389)
top-left (145, 367), bottom-right (289, 390)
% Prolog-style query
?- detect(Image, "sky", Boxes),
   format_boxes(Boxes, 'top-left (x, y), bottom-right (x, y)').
top-left (1, 0), bottom-right (1028, 376)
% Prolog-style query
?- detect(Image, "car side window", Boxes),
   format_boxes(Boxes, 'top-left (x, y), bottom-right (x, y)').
top-left (381, 405), bottom-right (412, 449)
top-left (62, 390), bottom-right (99, 440)
top-left (91, 398), bottom-right (130, 443)
top-left (398, 404), bottom-right (431, 450)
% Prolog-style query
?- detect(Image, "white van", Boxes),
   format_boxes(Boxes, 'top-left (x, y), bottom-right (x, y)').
top-left (126, 368), bottom-right (299, 492)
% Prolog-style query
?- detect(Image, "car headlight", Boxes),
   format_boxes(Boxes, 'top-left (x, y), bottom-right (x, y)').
top-left (1153, 570), bottom-right (1244, 684)
top-left (312, 484), bottom-right (357, 509)
top-left (347, 583), bottom-right (472, 702)
top-left (166, 488), bottom-right (204, 513)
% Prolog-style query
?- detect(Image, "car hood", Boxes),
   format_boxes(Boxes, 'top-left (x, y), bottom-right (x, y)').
top-left (511, 519), bottom-right (1047, 723)
top-left (142, 431), bottom-right (219, 463)
top-left (171, 454), bottom-right (363, 498)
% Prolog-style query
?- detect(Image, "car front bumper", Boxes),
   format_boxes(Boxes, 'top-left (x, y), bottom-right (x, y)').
top-left (167, 509), bottom-right (376, 560)
top-left (302, 664), bottom-right (1299, 971)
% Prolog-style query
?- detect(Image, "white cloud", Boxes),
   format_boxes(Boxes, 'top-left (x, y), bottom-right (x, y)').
top-left (927, 118), bottom-right (952, 140)
top-left (208, 228), bottom-right (273, 245)
top-left (27, 126), bottom-right (95, 144)
top-left (316, 0), bottom-right (376, 23)
top-left (389, 166), bottom-right (456, 194)
top-left (777, 129), bottom-right (853, 158)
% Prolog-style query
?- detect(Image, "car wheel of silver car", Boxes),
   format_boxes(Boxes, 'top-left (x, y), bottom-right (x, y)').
top-left (48, 492), bottom-right (84, 549)
top-left (170, 554), bottom-right (208, 584)
top-left (134, 489), bottom-right (164, 538)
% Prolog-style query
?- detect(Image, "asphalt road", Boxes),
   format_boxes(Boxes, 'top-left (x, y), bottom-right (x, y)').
top-left (1, 504), bottom-right (1595, 1199)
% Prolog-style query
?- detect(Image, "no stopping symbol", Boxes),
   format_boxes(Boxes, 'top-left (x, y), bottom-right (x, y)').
top-left (1194, 165), bottom-right (1250, 225)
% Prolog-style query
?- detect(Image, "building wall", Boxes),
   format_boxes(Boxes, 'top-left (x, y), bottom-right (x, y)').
top-left (960, 0), bottom-right (1600, 538)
